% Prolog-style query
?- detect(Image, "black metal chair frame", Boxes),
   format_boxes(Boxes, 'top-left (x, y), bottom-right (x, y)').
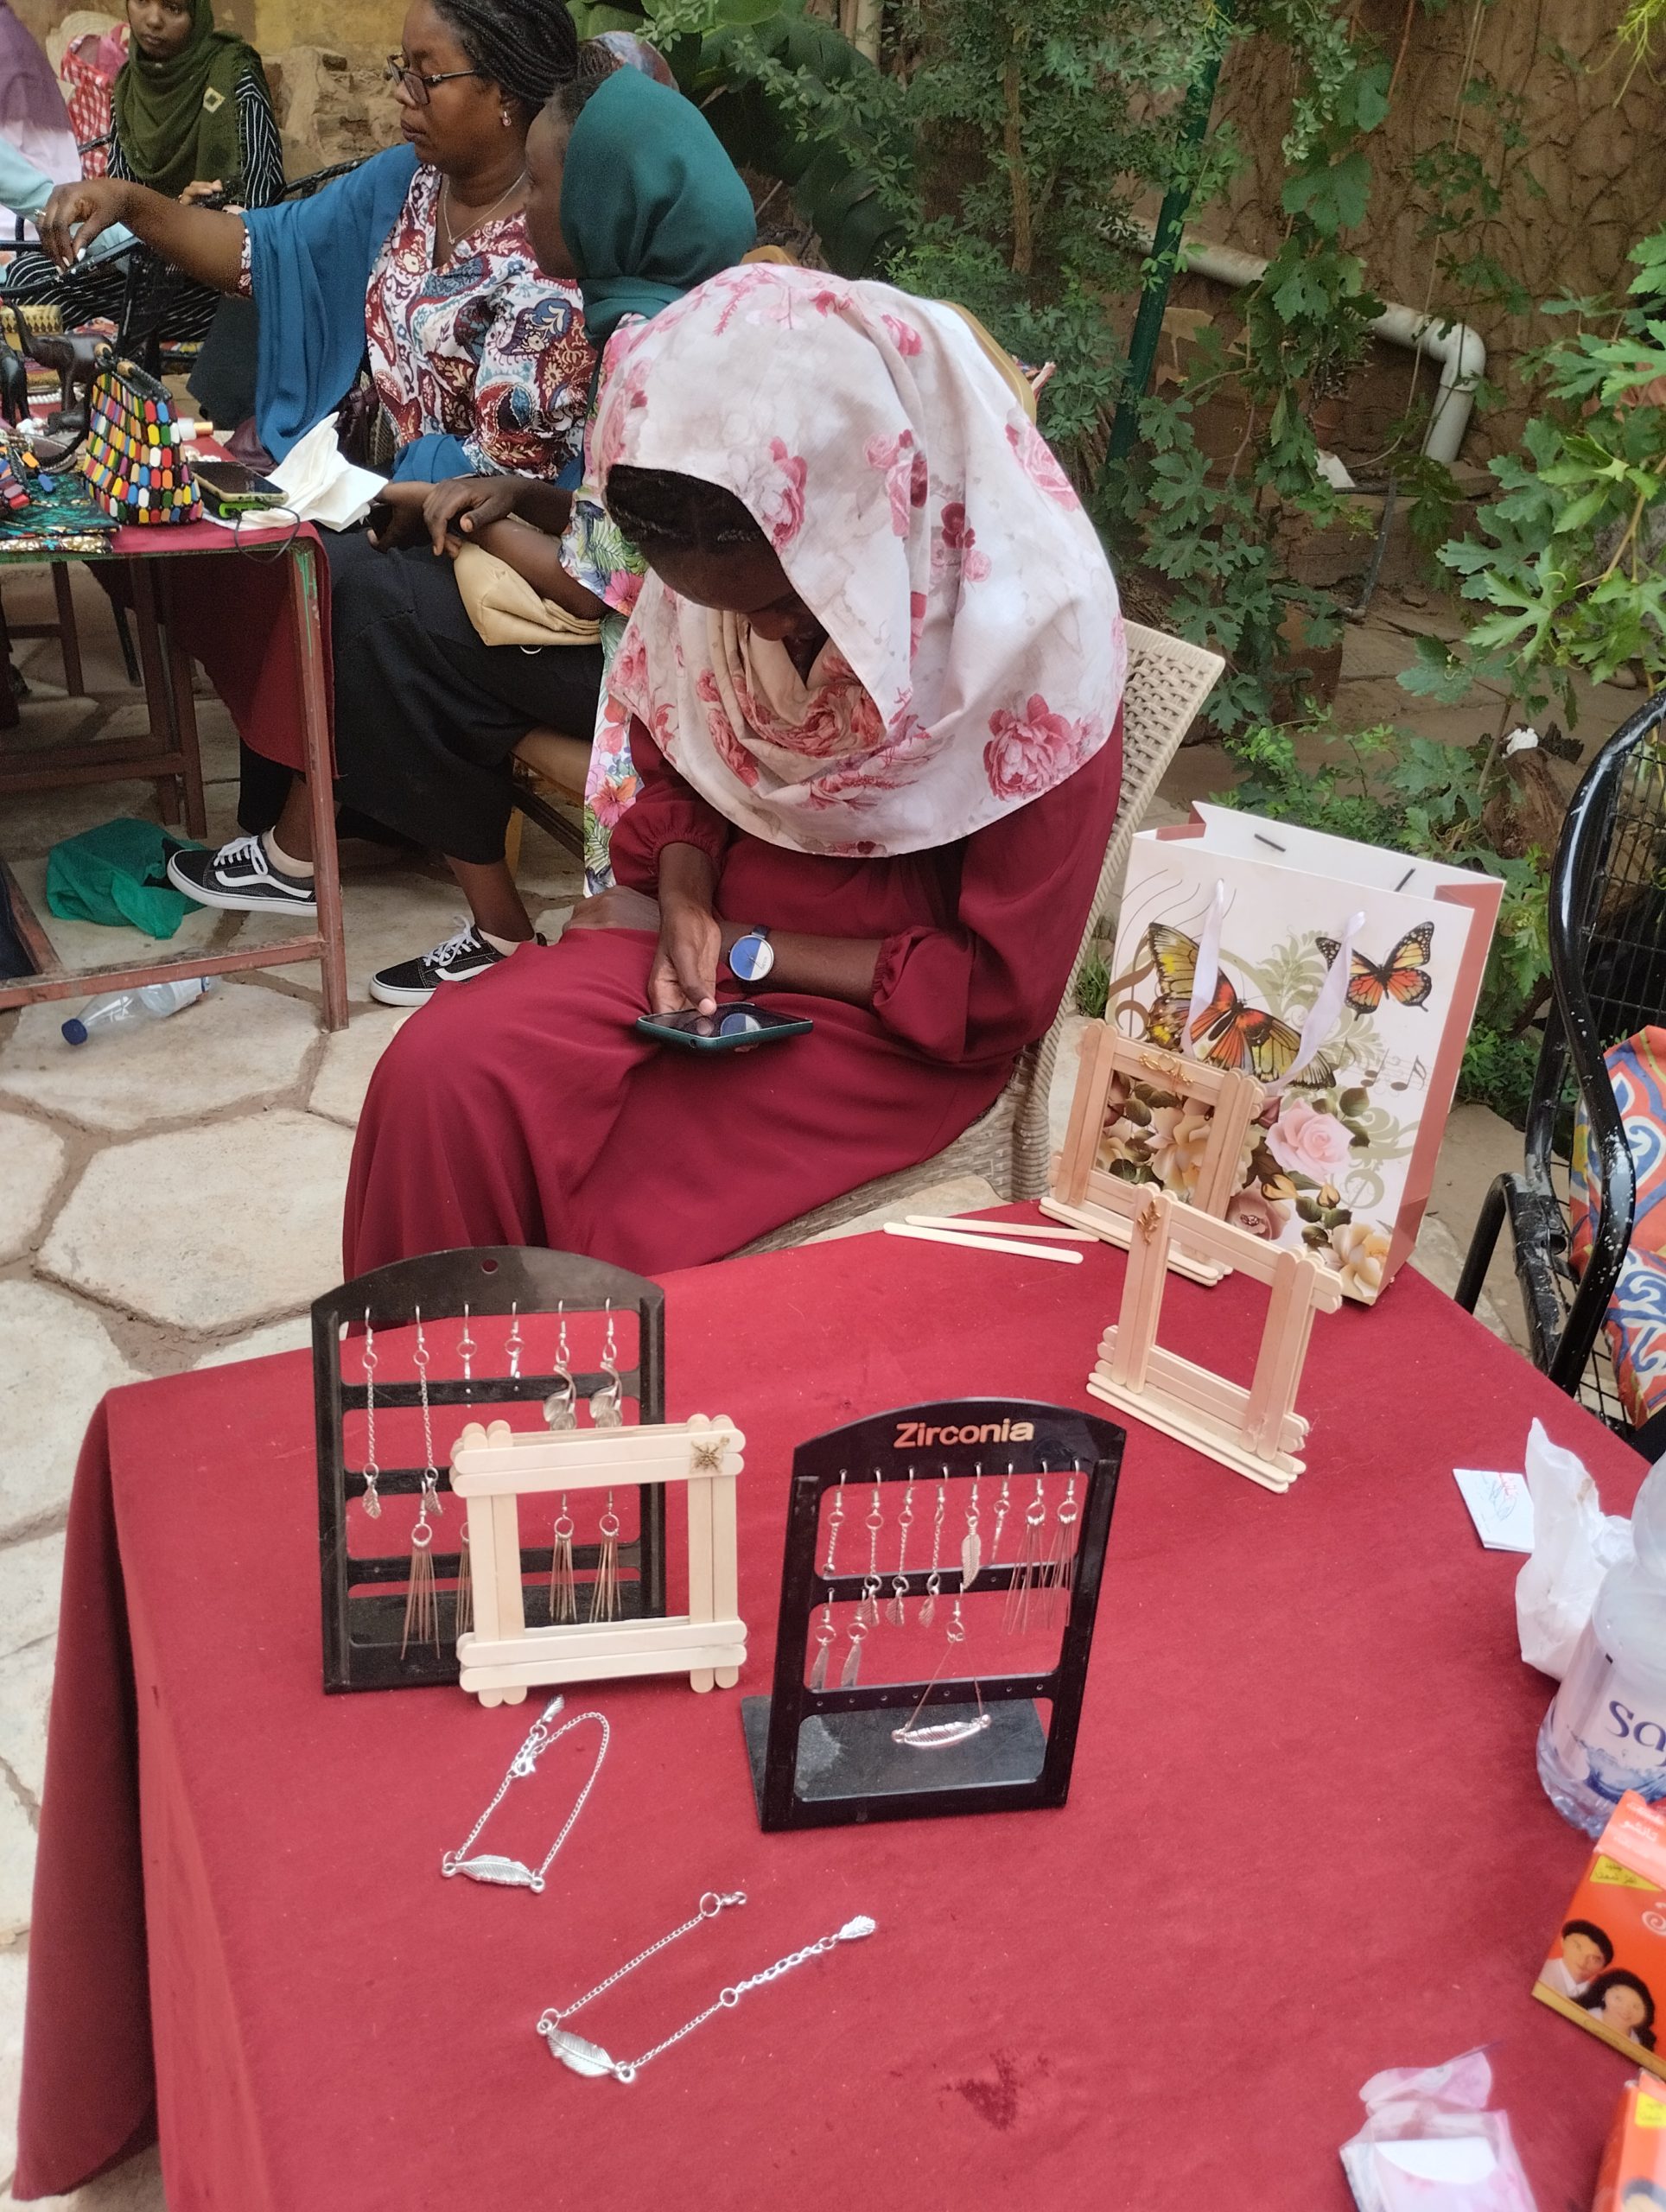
top-left (1455, 691), bottom-right (1666, 1427)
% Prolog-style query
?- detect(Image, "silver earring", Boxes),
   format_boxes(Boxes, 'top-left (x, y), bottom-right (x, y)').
top-left (500, 105), bottom-right (512, 126)
top-left (590, 1300), bottom-right (623, 1427)
top-left (544, 1301), bottom-right (576, 1431)
top-left (507, 1300), bottom-right (524, 1382)
top-left (359, 1308), bottom-right (382, 1520)
top-left (459, 1301), bottom-right (475, 1393)
top-left (403, 1306), bottom-right (442, 1657)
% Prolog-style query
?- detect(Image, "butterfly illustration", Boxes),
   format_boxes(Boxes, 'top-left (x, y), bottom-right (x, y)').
top-left (1144, 924), bottom-right (1338, 1088)
top-left (1314, 922), bottom-right (1434, 1015)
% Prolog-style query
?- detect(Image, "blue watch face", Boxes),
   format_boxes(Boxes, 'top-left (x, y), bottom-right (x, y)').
top-left (730, 932), bottom-right (769, 982)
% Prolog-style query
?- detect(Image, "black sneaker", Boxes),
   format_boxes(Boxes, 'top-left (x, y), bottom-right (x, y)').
top-left (169, 833), bottom-right (318, 915)
top-left (369, 921), bottom-right (538, 1007)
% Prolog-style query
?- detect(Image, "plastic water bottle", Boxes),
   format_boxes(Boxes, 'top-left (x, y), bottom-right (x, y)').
top-left (1539, 1449), bottom-right (1666, 1834)
top-left (61, 975), bottom-right (216, 1046)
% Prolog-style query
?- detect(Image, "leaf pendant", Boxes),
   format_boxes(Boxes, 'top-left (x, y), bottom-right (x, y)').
top-left (544, 2027), bottom-right (617, 2079)
top-left (840, 1637), bottom-right (863, 1688)
top-left (919, 1594), bottom-right (937, 1627)
top-left (448, 1853), bottom-right (541, 1890)
top-left (961, 1530), bottom-right (982, 1590)
top-left (809, 1639), bottom-right (830, 1692)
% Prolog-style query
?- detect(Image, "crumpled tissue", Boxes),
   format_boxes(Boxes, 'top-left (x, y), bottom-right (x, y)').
top-left (1516, 1416), bottom-right (1632, 1680)
top-left (267, 414), bottom-right (387, 532)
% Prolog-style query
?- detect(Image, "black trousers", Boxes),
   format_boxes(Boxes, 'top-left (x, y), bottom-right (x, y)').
top-left (239, 529), bottom-right (604, 864)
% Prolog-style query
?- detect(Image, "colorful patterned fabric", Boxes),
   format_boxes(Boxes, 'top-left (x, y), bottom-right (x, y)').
top-left (601, 264), bottom-right (1125, 858)
top-left (60, 25), bottom-right (128, 178)
top-left (1570, 1026), bottom-right (1666, 1426)
top-left (365, 168), bottom-right (594, 480)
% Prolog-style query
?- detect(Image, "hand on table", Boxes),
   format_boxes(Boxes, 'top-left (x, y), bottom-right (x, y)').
top-left (37, 177), bottom-right (131, 269)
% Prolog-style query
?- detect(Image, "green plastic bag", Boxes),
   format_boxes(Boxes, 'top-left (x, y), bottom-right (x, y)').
top-left (46, 818), bottom-right (206, 940)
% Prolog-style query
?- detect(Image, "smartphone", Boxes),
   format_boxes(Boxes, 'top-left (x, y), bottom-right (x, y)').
top-left (194, 459), bottom-right (286, 516)
top-left (634, 1002), bottom-right (814, 1052)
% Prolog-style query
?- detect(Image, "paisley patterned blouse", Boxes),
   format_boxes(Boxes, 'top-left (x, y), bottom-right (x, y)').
top-left (364, 167), bottom-right (595, 478)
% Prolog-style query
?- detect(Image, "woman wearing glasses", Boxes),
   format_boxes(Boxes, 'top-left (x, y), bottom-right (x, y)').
top-left (38, 0), bottom-right (591, 484)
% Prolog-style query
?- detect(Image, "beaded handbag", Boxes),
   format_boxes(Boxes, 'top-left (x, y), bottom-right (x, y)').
top-left (81, 352), bottom-right (200, 524)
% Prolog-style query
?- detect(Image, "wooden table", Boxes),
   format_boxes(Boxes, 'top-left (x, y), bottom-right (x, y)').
top-left (0, 524), bottom-right (348, 1028)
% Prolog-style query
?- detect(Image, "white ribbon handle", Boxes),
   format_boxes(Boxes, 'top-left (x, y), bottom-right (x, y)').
top-left (1262, 908), bottom-right (1365, 1099)
top-left (1183, 880), bottom-right (1229, 1049)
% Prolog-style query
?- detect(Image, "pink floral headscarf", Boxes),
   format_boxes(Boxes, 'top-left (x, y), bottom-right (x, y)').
top-left (599, 265), bottom-right (1126, 857)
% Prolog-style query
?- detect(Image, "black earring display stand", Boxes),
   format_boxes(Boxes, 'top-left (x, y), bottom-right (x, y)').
top-left (315, 1248), bottom-right (666, 1693)
top-left (743, 1399), bottom-right (1122, 1829)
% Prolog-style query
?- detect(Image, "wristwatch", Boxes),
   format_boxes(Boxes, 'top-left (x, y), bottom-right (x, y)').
top-left (728, 926), bottom-right (775, 984)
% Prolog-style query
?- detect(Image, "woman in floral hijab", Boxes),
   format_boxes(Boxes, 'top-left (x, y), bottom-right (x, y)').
top-left (344, 263), bottom-right (1126, 1275)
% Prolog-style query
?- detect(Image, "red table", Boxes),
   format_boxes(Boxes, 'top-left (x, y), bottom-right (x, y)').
top-left (16, 1216), bottom-right (1650, 2209)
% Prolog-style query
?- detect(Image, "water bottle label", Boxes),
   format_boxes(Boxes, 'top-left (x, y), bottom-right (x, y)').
top-left (1548, 1634), bottom-right (1666, 1808)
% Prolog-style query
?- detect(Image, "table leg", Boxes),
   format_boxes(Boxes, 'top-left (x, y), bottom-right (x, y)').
top-left (129, 560), bottom-right (181, 826)
top-left (158, 569), bottom-right (207, 840)
top-left (289, 539), bottom-right (348, 1030)
top-left (51, 564), bottom-right (86, 697)
top-left (0, 590), bottom-right (18, 734)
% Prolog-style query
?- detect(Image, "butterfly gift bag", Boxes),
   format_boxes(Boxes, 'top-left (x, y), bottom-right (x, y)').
top-left (1106, 804), bottom-right (1503, 1305)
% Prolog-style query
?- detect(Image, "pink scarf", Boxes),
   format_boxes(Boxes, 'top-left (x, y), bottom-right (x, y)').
top-left (600, 266), bottom-right (1125, 857)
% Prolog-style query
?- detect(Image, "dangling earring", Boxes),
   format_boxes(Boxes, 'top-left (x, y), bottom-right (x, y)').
top-left (1003, 1474), bottom-right (1047, 1636)
top-left (892, 1598), bottom-right (989, 1750)
top-left (1041, 1471), bottom-right (1081, 1630)
top-left (590, 1491), bottom-right (621, 1621)
top-left (459, 1302), bottom-right (475, 1395)
top-left (550, 1495), bottom-right (578, 1623)
top-left (455, 1519), bottom-right (474, 1643)
top-left (359, 1307), bottom-right (382, 1520)
top-left (544, 1302), bottom-right (576, 1431)
top-left (506, 1300), bottom-right (524, 1382)
top-left (590, 1301), bottom-right (623, 1427)
top-left (809, 1586), bottom-right (836, 1690)
top-left (500, 105), bottom-right (512, 127)
top-left (403, 1306), bottom-right (442, 1657)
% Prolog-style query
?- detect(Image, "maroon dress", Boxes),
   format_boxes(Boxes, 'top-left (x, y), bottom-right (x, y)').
top-left (343, 718), bottom-right (1122, 1276)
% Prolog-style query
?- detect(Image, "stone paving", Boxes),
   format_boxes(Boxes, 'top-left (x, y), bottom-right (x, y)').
top-left (0, 563), bottom-right (1560, 2204)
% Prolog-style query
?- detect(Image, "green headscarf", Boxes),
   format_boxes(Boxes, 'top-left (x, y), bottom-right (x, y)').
top-left (111, 0), bottom-right (268, 201)
top-left (560, 68), bottom-right (757, 349)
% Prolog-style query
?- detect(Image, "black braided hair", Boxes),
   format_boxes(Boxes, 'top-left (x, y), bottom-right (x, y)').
top-left (430, 0), bottom-right (578, 113)
top-left (605, 466), bottom-right (769, 556)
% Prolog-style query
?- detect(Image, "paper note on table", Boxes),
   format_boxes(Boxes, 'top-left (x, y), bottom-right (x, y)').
top-left (1453, 1467), bottom-right (1535, 1554)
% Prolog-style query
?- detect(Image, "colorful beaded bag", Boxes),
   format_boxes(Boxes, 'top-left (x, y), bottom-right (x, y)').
top-left (81, 352), bottom-right (200, 525)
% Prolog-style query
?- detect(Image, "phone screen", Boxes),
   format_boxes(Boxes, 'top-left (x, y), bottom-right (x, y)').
top-left (634, 1002), bottom-right (813, 1050)
top-left (194, 460), bottom-right (281, 498)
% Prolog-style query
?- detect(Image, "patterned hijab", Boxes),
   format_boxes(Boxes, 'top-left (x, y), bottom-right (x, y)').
top-left (111, 0), bottom-right (264, 200)
top-left (601, 264), bottom-right (1125, 857)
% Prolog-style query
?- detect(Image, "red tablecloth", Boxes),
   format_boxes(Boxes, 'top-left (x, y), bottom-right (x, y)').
top-left (16, 1215), bottom-right (1651, 2209)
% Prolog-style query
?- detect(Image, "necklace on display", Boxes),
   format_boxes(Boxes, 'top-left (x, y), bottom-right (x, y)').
top-left (442, 1697), bottom-right (608, 1893)
top-left (439, 166), bottom-right (526, 260)
top-left (538, 1898), bottom-right (877, 2084)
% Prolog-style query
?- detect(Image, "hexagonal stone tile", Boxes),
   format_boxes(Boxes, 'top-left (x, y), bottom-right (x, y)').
top-left (0, 979), bottom-right (319, 1135)
top-left (0, 1533), bottom-right (67, 1664)
top-left (0, 1284), bottom-right (140, 1538)
top-left (0, 1635), bottom-right (54, 1805)
top-left (0, 1114), bottom-right (67, 1262)
top-left (308, 1007), bottom-right (410, 1127)
top-left (41, 1108), bottom-right (354, 1333)
top-left (193, 1316), bottom-right (313, 1369)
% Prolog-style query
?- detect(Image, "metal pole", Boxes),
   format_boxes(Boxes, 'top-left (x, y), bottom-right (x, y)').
top-left (1106, 0), bottom-right (1237, 464)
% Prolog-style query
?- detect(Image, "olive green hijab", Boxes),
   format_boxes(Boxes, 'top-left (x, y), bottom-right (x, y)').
top-left (560, 67), bottom-right (756, 349)
top-left (112, 0), bottom-right (267, 201)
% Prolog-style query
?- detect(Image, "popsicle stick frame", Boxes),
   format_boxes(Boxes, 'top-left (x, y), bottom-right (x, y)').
top-left (451, 1414), bottom-right (745, 1707)
top-left (1042, 1023), bottom-right (1265, 1286)
top-left (314, 1248), bottom-right (664, 1694)
top-left (1085, 1192), bottom-right (1343, 1492)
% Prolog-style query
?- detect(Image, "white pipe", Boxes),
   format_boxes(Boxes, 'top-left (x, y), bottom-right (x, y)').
top-left (1146, 231), bottom-right (1485, 466)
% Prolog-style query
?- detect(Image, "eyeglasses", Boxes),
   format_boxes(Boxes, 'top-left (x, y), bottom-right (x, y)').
top-left (385, 55), bottom-right (483, 105)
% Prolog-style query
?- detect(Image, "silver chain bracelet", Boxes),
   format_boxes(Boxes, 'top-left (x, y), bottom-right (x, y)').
top-left (538, 1902), bottom-right (877, 2083)
top-left (441, 1697), bottom-right (608, 1893)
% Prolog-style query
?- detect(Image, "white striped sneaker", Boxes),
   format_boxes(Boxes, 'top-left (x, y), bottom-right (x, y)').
top-left (168, 833), bottom-right (318, 915)
top-left (369, 921), bottom-right (542, 1007)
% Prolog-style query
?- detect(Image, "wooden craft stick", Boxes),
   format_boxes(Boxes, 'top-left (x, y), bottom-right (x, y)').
top-left (881, 1223), bottom-right (1084, 1264)
top-left (904, 1215), bottom-right (1096, 1243)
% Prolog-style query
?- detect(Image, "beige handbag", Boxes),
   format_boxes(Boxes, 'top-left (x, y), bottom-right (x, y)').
top-left (452, 543), bottom-right (603, 650)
